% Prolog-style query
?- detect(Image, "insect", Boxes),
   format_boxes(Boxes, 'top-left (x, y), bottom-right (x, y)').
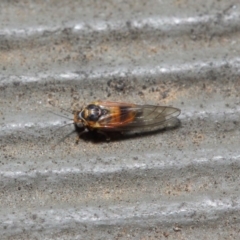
top-left (73, 101), bottom-right (181, 141)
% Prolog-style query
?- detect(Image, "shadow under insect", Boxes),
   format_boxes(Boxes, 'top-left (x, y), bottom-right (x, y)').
top-left (74, 117), bottom-right (181, 143)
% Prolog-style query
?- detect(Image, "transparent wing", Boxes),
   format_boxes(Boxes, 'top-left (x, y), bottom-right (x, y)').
top-left (96, 101), bottom-right (180, 132)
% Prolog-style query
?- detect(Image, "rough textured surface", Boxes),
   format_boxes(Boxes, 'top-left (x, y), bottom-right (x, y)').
top-left (1, 0), bottom-right (240, 239)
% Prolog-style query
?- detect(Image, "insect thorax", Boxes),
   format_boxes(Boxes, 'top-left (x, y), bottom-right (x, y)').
top-left (82, 104), bottom-right (107, 122)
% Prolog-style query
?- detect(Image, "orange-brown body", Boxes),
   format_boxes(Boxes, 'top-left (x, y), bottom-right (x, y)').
top-left (74, 101), bottom-right (180, 134)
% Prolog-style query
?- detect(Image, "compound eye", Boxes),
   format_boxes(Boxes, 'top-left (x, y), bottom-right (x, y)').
top-left (86, 104), bottom-right (101, 121)
top-left (88, 114), bottom-right (99, 121)
top-left (87, 104), bottom-right (97, 110)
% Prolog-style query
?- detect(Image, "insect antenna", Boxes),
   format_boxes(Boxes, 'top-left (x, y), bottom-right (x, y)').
top-left (51, 128), bottom-right (77, 149)
top-left (58, 107), bottom-right (73, 115)
top-left (56, 128), bottom-right (77, 145)
top-left (51, 122), bottom-right (74, 135)
top-left (48, 101), bottom-right (73, 114)
top-left (49, 110), bottom-right (74, 132)
top-left (49, 108), bottom-right (83, 147)
top-left (49, 111), bottom-right (72, 120)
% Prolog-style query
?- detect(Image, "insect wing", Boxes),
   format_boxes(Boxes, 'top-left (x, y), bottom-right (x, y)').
top-left (129, 104), bottom-right (180, 131)
top-left (96, 101), bottom-right (180, 131)
top-left (96, 101), bottom-right (136, 128)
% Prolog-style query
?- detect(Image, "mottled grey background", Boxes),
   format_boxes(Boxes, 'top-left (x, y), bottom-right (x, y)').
top-left (0, 0), bottom-right (240, 239)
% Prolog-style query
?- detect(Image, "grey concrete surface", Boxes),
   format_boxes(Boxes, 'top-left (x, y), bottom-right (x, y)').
top-left (0, 0), bottom-right (240, 239)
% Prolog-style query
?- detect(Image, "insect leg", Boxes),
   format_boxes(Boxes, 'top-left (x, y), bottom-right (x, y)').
top-left (97, 130), bottom-right (110, 142)
top-left (75, 128), bottom-right (89, 144)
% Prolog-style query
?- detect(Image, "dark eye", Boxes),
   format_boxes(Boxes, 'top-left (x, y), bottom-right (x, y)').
top-left (88, 113), bottom-right (99, 121)
top-left (87, 104), bottom-right (97, 110)
top-left (87, 104), bottom-right (101, 121)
